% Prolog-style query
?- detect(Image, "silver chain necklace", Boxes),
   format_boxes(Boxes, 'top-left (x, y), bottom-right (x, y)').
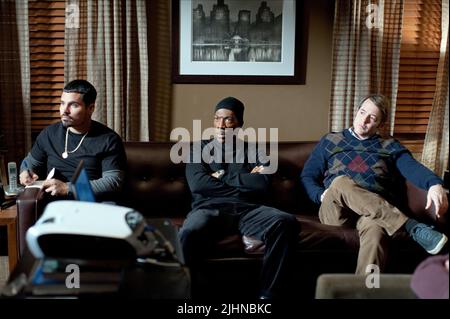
top-left (62, 129), bottom-right (88, 159)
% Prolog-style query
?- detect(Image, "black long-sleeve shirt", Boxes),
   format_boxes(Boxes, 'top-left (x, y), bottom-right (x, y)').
top-left (186, 139), bottom-right (271, 210)
top-left (20, 121), bottom-right (126, 196)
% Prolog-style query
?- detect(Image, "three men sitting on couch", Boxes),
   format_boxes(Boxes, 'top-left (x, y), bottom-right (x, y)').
top-left (18, 79), bottom-right (448, 298)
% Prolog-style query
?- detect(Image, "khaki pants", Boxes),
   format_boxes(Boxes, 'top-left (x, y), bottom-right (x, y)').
top-left (319, 175), bottom-right (408, 275)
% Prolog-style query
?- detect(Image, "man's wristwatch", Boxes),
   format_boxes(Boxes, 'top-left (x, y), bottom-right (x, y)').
top-left (216, 169), bottom-right (225, 179)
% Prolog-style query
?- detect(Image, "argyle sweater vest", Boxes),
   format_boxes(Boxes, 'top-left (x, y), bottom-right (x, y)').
top-left (321, 130), bottom-right (407, 197)
top-left (301, 130), bottom-right (443, 204)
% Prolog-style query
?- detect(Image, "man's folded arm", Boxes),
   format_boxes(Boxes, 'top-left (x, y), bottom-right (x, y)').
top-left (224, 169), bottom-right (270, 193)
top-left (186, 162), bottom-right (240, 197)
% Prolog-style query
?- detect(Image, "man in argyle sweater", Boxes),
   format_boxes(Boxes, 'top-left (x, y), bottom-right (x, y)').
top-left (301, 94), bottom-right (448, 274)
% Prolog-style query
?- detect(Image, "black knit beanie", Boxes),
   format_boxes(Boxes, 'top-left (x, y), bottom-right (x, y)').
top-left (214, 96), bottom-right (245, 126)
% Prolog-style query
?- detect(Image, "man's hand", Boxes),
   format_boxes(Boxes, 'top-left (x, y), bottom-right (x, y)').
top-left (19, 170), bottom-right (39, 186)
top-left (250, 165), bottom-right (264, 174)
top-left (42, 179), bottom-right (69, 196)
top-left (426, 184), bottom-right (448, 218)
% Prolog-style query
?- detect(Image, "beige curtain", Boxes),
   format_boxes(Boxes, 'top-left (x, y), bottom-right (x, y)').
top-left (0, 0), bottom-right (30, 166)
top-left (421, 0), bottom-right (449, 177)
top-left (330, 0), bottom-right (403, 135)
top-left (65, 0), bottom-right (150, 141)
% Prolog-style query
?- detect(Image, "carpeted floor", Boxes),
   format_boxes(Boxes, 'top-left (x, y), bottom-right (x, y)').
top-left (0, 256), bottom-right (9, 290)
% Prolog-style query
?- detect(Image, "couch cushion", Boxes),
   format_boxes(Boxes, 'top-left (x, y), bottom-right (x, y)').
top-left (268, 142), bottom-right (318, 214)
top-left (167, 214), bottom-right (427, 263)
top-left (121, 142), bottom-right (192, 218)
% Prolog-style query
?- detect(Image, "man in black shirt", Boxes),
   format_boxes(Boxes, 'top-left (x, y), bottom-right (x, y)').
top-left (19, 79), bottom-right (126, 199)
top-left (179, 97), bottom-right (300, 299)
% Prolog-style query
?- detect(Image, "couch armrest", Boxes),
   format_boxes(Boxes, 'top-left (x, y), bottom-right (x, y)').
top-left (16, 187), bottom-right (46, 257)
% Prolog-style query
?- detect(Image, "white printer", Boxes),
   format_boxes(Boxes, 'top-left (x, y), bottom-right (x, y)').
top-left (26, 201), bottom-right (158, 260)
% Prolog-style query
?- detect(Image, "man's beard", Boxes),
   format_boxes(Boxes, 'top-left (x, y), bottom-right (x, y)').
top-left (216, 128), bottom-right (238, 143)
top-left (61, 120), bottom-right (72, 128)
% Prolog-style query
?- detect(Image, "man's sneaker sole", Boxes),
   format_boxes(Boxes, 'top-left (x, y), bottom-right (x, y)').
top-left (427, 234), bottom-right (448, 255)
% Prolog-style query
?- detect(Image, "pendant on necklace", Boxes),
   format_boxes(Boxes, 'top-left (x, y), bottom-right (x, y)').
top-left (62, 152), bottom-right (68, 159)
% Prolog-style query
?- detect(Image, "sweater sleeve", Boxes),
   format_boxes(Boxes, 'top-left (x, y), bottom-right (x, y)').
top-left (222, 151), bottom-right (271, 193)
top-left (395, 150), bottom-right (443, 190)
top-left (89, 169), bottom-right (125, 194)
top-left (66, 169), bottom-right (124, 197)
top-left (300, 138), bottom-right (328, 204)
top-left (29, 127), bottom-right (49, 164)
top-left (186, 161), bottom-right (240, 198)
top-left (20, 153), bottom-right (46, 178)
top-left (22, 128), bottom-right (50, 179)
top-left (223, 165), bottom-right (269, 193)
top-left (224, 170), bottom-right (270, 193)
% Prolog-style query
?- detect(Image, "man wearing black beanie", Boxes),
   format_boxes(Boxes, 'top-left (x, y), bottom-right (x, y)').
top-left (214, 96), bottom-right (245, 127)
top-left (179, 96), bottom-right (300, 299)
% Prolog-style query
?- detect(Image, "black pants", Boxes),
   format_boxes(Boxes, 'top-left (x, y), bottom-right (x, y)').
top-left (178, 203), bottom-right (300, 298)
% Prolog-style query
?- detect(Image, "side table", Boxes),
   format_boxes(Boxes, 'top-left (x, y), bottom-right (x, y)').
top-left (0, 204), bottom-right (18, 272)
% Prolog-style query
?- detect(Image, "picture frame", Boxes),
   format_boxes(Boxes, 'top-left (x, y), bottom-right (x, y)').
top-left (172, 0), bottom-right (307, 84)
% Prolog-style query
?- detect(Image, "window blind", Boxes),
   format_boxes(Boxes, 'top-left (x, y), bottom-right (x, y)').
top-left (29, 0), bottom-right (65, 138)
top-left (394, 0), bottom-right (441, 158)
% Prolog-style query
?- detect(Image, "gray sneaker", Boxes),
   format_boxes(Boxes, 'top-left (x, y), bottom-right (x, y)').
top-left (410, 223), bottom-right (448, 255)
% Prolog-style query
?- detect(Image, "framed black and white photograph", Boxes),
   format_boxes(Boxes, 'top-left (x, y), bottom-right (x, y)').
top-left (172, 0), bottom-right (307, 84)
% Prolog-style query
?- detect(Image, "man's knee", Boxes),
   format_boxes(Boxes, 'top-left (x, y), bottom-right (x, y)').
top-left (319, 203), bottom-right (353, 227)
top-left (178, 225), bottom-right (192, 243)
top-left (271, 211), bottom-right (300, 235)
top-left (184, 208), bottom-right (217, 226)
top-left (179, 209), bottom-right (215, 240)
top-left (272, 209), bottom-right (298, 223)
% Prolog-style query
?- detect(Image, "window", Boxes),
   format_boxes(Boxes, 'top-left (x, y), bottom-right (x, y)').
top-left (29, 0), bottom-right (65, 140)
top-left (394, 0), bottom-right (441, 159)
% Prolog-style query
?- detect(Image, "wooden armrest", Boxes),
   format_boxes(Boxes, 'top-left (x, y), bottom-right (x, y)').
top-left (16, 187), bottom-right (46, 257)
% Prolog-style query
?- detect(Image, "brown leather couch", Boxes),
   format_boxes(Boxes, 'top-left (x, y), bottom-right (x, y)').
top-left (16, 141), bottom-right (447, 298)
